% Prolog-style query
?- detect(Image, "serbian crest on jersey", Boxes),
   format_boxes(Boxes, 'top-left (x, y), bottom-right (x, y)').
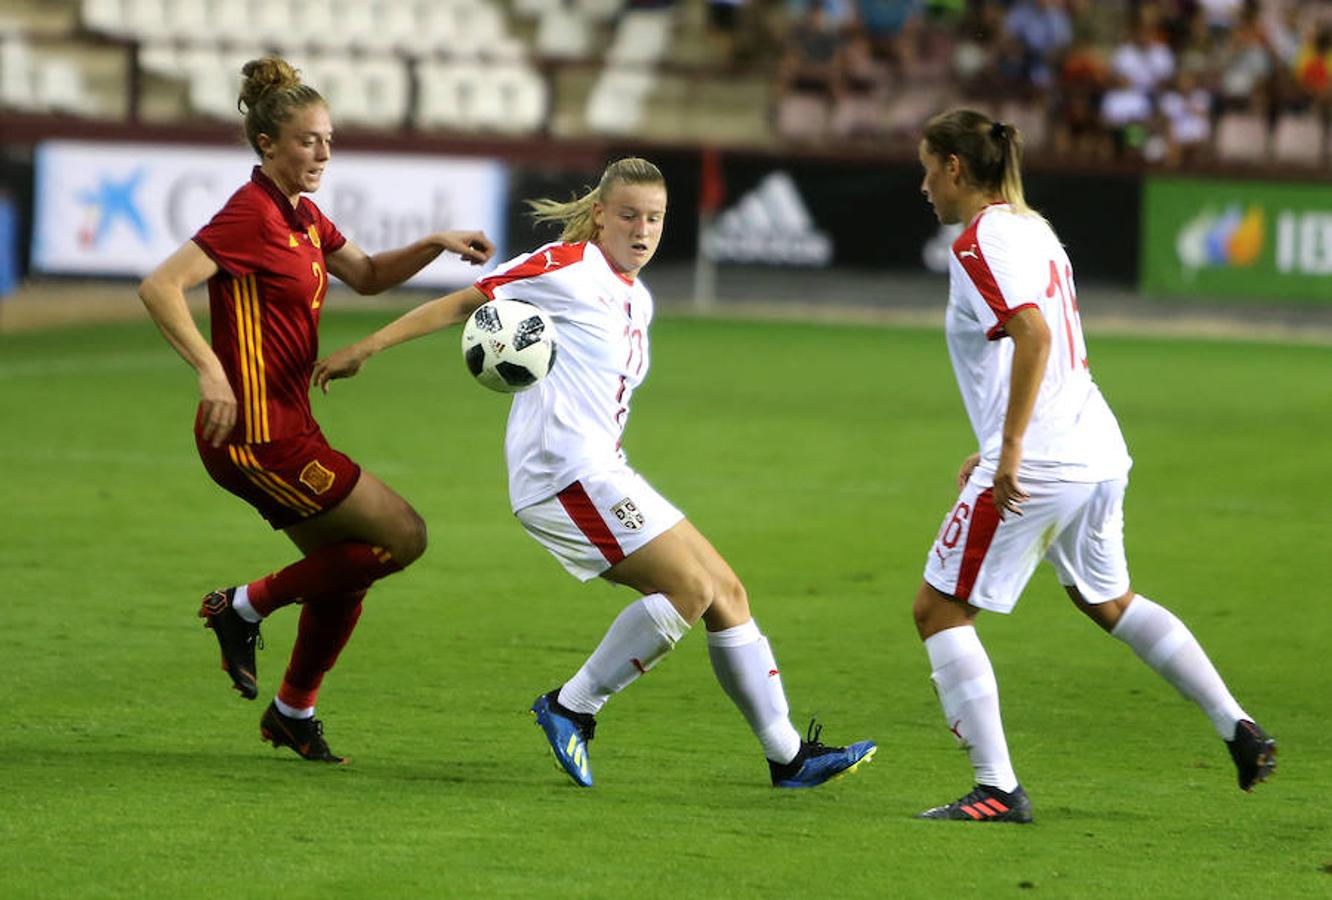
top-left (611, 498), bottom-right (644, 530)
top-left (299, 459), bottom-right (336, 494)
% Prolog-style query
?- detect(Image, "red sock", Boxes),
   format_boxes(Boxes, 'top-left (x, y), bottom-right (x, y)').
top-left (248, 542), bottom-right (400, 617)
top-left (276, 590), bottom-right (366, 711)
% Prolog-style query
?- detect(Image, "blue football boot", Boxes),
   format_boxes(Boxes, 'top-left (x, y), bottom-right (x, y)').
top-left (531, 690), bottom-right (597, 787)
top-left (769, 720), bottom-right (877, 789)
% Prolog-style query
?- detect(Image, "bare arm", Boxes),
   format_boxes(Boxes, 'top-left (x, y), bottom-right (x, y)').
top-left (325, 231), bottom-right (494, 295)
top-left (993, 306), bottom-right (1051, 518)
top-left (312, 285), bottom-right (490, 392)
top-left (137, 241), bottom-right (235, 447)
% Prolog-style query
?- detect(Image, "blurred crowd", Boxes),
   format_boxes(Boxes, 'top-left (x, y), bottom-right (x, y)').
top-left (765, 0), bottom-right (1332, 165)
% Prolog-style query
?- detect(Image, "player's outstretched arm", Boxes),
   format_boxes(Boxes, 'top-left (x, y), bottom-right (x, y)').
top-left (327, 231), bottom-right (494, 295)
top-left (312, 285), bottom-right (489, 393)
top-left (138, 241), bottom-right (236, 447)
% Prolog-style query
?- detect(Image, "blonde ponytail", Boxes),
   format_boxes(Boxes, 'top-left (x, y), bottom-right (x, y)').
top-left (923, 109), bottom-right (1042, 219)
top-left (528, 157), bottom-right (665, 243)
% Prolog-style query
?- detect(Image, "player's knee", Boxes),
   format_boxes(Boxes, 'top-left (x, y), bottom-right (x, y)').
top-left (712, 573), bottom-right (750, 621)
top-left (389, 509), bottom-right (428, 566)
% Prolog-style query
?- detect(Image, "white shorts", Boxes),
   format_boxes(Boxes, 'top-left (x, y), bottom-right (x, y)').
top-left (923, 474), bottom-right (1131, 613)
top-left (515, 467), bottom-right (685, 581)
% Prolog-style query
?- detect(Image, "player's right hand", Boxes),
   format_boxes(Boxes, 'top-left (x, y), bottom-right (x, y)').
top-left (197, 370), bottom-right (237, 447)
top-left (312, 345), bottom-right (368, 393)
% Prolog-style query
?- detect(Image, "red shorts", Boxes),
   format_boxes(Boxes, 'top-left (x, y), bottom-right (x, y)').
top-left (196, 429), bottom-right (362, 530)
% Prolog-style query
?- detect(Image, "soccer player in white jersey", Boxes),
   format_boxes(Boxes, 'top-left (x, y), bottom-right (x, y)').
top-left (910, 110), bottom-right (1275, 823)
top-left (312, 158), bottom-right (875, 789)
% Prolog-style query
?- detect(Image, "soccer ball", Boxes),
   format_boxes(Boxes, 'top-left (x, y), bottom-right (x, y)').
top-left (460, 299), bottom-right (559, 393)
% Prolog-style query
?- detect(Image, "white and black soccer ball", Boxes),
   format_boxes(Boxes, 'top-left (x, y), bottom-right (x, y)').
top-left (460, 299), bottom-right (559, 393)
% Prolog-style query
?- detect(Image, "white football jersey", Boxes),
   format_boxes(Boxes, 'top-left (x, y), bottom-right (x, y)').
top-left (476, 241), bottom-right (654, 510)
top-left (946, 203), bottom-right (1131, 483)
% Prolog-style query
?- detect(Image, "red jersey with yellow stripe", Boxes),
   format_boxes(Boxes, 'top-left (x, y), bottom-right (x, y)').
top-left (192, 166), bottom-right (346, 444)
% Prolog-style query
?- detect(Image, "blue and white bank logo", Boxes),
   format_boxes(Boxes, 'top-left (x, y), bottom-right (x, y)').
top-left (76, 168), bottom-right (150, 248)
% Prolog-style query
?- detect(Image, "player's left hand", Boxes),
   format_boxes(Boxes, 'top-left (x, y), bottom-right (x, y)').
top-left (436, 230), bottom-right (495, 266)
top-left (993, 444), bottom-right (1028, 519)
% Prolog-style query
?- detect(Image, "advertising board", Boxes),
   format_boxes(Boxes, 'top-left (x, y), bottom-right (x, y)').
top-left (1142, 176), bottom-right (1332, 302)
top-left (32, 141), bottom-right (508, 287)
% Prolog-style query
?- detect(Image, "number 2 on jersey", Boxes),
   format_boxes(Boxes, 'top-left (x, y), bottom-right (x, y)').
top-left (309, 261), bottom-right (326, 310)
top-left (1045, 260), bottom-right (1088, 371)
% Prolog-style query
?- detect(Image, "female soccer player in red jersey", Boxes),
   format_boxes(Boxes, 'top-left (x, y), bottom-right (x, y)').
top-left (910, 109), bottom-right (1275, 822)
top-left (312, 158), bottom-right (876, 789)
top-left (139, 57), bottom-right (494, 762)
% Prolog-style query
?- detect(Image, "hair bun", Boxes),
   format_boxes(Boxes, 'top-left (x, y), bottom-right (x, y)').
top-left (238, 57), bottom-right (301, 114)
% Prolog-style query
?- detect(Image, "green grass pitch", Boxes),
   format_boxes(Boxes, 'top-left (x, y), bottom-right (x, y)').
top-left (1, 307), bottom-right (1329, 898)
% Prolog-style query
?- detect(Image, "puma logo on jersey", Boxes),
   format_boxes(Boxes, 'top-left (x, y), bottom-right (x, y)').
top-left (958, 245), bottom-right (979, 260)
top-left (542, 249), bottom-right (556, 268)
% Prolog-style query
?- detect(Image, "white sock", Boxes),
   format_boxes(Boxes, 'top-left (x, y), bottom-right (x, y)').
top-left (274, 696), bottom-right (314, 719)
top-left (1111, 595), bottom-right (1248, 739)
top-left (707, 619), bottom-right (802, 765)
top-left (558, 593), bottom-right (689, 716)
top-left (232, 584), bottom-right (262, 623)
top-left (925, 626), bottom-right (1019, 792)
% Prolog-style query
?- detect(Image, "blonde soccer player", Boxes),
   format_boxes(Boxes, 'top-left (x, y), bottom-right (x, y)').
top-left (910, 109), bottom-right (1275, 823)
top-left (313, 157), bottom-right (876, 789)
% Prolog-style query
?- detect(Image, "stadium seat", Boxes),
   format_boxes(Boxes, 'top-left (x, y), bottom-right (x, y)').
top-left (1271, 113), bottom-right (1325, 168)
top-left (205, 0), bottom-right (254, 45)
top-left (35, 57), bottom-right (95, 116)
top-left (775, 93), bottom-right (829, 143)
top-left (357, 56), bottom-right (410, 129)
top-left (606, 10), bottom-right (674, 66)
top-left (1214, 111), bottom-right (1269, 165)
top-left (536, 8), bottom-right (591, 61)
top-left (416, 58), bottom-right (546, 133)
top-left (577, 0), bottom-right (624, 22)
top-left (80, 0), bottom-right (127, 38)
top-left (122, 0), bottom-right (170, 41)
top-left (137, 41), bottom-right (179, 76)
top-left (0, 36), bottom-right (35, 110)
top-left (249, 0), bottom-right (295, 47)
top-left (1000, 99), bottom-right (1049, 153)
top-left (416, 59), bottom-right (466, 129)
top-left (586, 66), bottom-right (657, 135)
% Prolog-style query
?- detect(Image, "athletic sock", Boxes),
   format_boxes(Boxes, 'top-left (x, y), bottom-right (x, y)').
top-left (275, 590), bottom-right (366, 714)
top-left (924, 625), bottom-right (1019, 793)
top-left (558, 593), bottom-right (689, 716)
top-left (248, 542), bottom-right (400, 618)
top-left (273, 696), bottom-right (314, 720)
top-left (232, 584), bottom-right (261, 623)
top-left (1111, 594), bottom-right (1249, 738)
top-left (707, 619), bottom-right (802, 765)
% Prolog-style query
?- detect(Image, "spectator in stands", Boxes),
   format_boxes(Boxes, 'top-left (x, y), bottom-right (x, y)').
top-left (776, 0), bottom-right (847, 141)
top-left (1003, 0), bottom-right (1073, 91)
top-left (1110, 11), bottom-right (1176, 102)
top-left (1293, 25), bottom-right (1332, 110)
top-left (1051, 28), bottom-right (1112, 161)
top-left (1214, 1), bottom-right (1275, 113)
top-left (831, 26), bottom-right (891, 138)
top-left (1159, 69), bottom-right (1215, 166)
top-left (1100, 69), bottom-right (1156, 158)
top-left (857, 0), bottom-right (924, 70)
